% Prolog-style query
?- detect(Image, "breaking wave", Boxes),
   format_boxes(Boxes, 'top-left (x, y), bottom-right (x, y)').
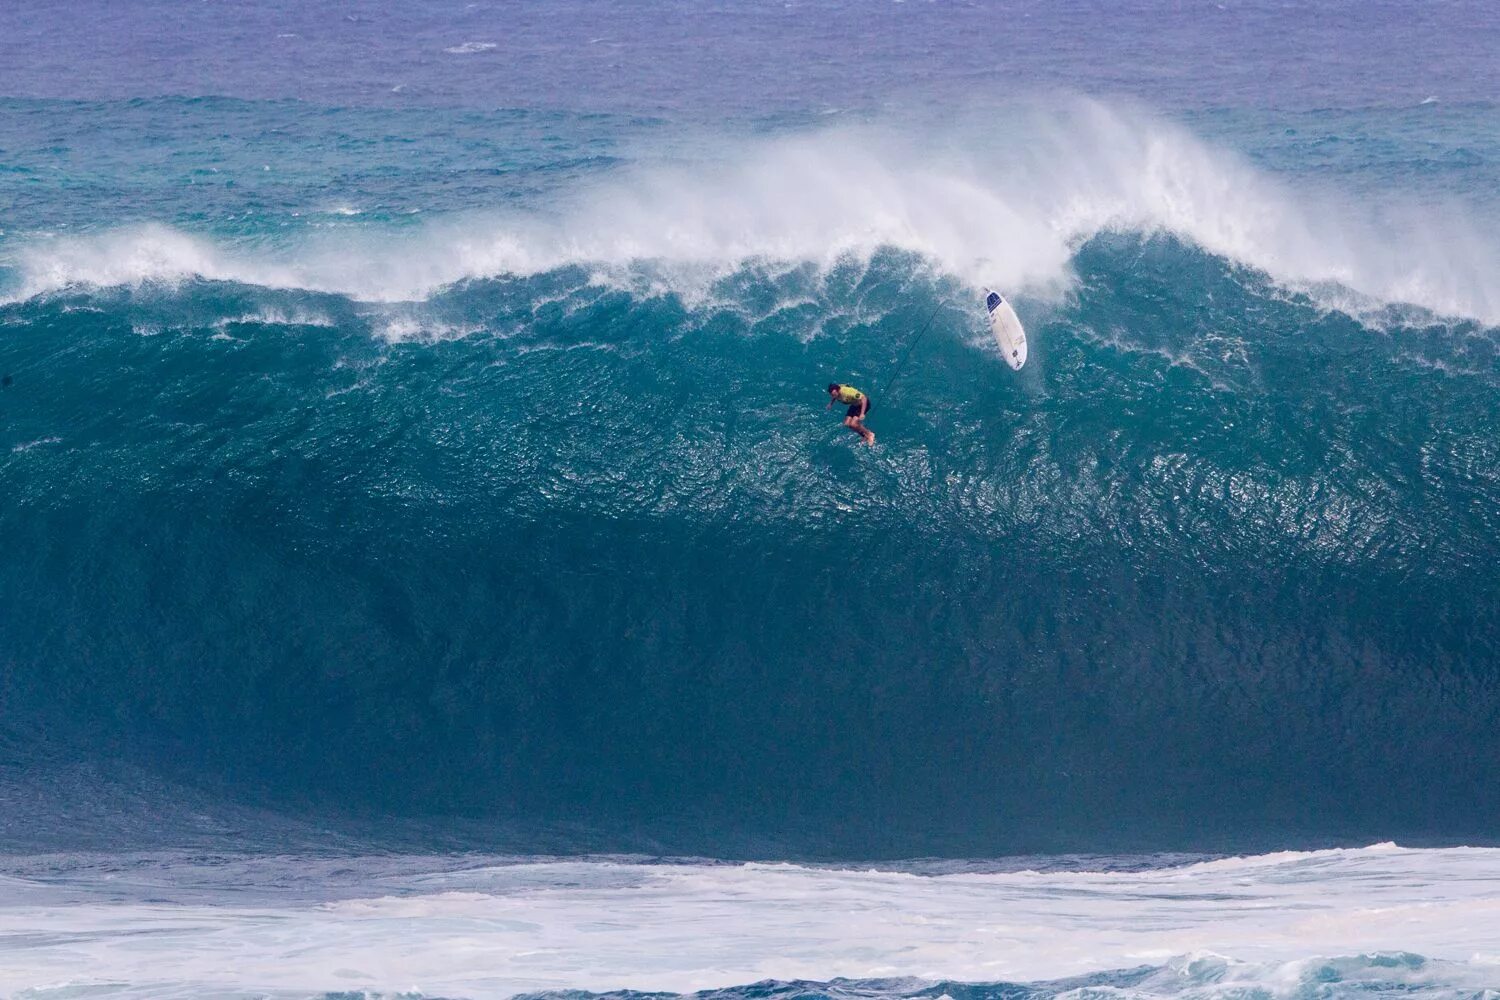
top-left (2, 97), bottom-right (1498, 857)
top-left (6, 99), bottom-right (1500, 324)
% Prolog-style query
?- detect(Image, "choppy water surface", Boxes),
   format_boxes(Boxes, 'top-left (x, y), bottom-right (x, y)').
top-left (2, 2), bottom-right (1499, 998)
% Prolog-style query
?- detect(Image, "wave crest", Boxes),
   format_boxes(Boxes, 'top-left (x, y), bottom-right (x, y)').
top-left (4, 98), bottom-right (1498, 324)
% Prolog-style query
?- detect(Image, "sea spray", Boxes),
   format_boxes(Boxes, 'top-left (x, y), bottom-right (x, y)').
top-left (7, 100), bottom-right (1500, 324)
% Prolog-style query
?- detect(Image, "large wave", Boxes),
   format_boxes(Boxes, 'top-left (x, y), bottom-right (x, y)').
top-left (2, 99), bottom-right (1498, 857)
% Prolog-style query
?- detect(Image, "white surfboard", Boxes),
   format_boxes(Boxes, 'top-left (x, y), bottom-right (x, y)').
top-left (985, 289), bottom-right (1028, 370)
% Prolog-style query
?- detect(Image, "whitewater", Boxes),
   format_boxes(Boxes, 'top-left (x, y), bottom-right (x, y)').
top-left (6, 100), bottom-right (1500, 326)
top-left (3, 845), bottom-right (1499, 1000)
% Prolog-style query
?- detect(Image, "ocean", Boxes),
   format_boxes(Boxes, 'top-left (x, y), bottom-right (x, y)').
top-left (1, 1), bottom-right (1499, 997)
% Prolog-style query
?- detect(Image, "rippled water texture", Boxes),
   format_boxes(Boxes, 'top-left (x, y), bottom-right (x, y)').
top-left (1, 4), bottom-right (1499, 997)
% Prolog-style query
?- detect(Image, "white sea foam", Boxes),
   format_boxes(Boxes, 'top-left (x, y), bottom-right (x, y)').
top-left (11, 436), bottom-right (62, 453)
top-left (212, 308), bottom-right (338, 329)
top-left (370, 312), bottom-right (485, 342)
top-left (4, 99), bottom-right (1499, 325)
top-left (1, 845), bottom-right (1499, 1000)
top-left (4, 223), bottom-right (303, 298)
top-left (445, 41), bottom-right (497, 54)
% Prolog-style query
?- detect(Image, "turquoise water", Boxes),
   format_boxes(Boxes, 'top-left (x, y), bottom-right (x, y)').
top-left (2, 3), bottom-right (1500, 996)
top-left (4, 96), bottom-right (1497, 853)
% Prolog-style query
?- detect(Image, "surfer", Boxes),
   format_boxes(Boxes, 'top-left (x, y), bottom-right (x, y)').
top-left (827, 383), bottom-right (875, 446)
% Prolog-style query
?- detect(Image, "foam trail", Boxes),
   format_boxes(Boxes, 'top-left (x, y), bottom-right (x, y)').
top-left (5, 98), bottom-right (1499, 323)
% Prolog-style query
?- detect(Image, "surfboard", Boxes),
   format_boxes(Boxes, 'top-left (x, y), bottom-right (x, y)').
top-left (985, 289), bottom-right (1028, 370)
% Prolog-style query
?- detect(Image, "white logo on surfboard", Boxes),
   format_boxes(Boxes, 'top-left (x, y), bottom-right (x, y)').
top-left (984, 289), bottom-right (1028, 371)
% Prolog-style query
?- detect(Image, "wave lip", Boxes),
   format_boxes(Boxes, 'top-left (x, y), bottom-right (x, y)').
top-left (6, 98), bottom-right (1498, 324)
top-left (3, 222), bottom-right (300, 303)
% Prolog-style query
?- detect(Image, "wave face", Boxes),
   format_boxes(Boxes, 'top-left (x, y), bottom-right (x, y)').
top-left (4, 247), bottom-right (1498, 855)
top-left (2, 95), bottom-right (1500, 857)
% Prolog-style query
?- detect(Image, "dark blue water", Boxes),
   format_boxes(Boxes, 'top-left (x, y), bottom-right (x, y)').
top-left (4, 0), bottom-right (1499, 112)
top-left (2, 0), bottom-right (1499, 862)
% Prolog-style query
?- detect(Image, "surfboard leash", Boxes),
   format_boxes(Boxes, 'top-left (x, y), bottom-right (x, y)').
top-left (882, 302), bottom-right (944, 397)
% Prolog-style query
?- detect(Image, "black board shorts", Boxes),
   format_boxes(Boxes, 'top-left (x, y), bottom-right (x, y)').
top-left (846, 400), bottom-right (870, 418)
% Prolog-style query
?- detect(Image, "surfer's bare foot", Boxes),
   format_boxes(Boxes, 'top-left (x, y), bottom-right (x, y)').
top-left (865, 433), bottom-right (876, 446)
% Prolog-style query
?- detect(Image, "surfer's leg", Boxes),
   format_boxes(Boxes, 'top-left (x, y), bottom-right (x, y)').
top-left (846, 417), bottom-right (875, 445)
